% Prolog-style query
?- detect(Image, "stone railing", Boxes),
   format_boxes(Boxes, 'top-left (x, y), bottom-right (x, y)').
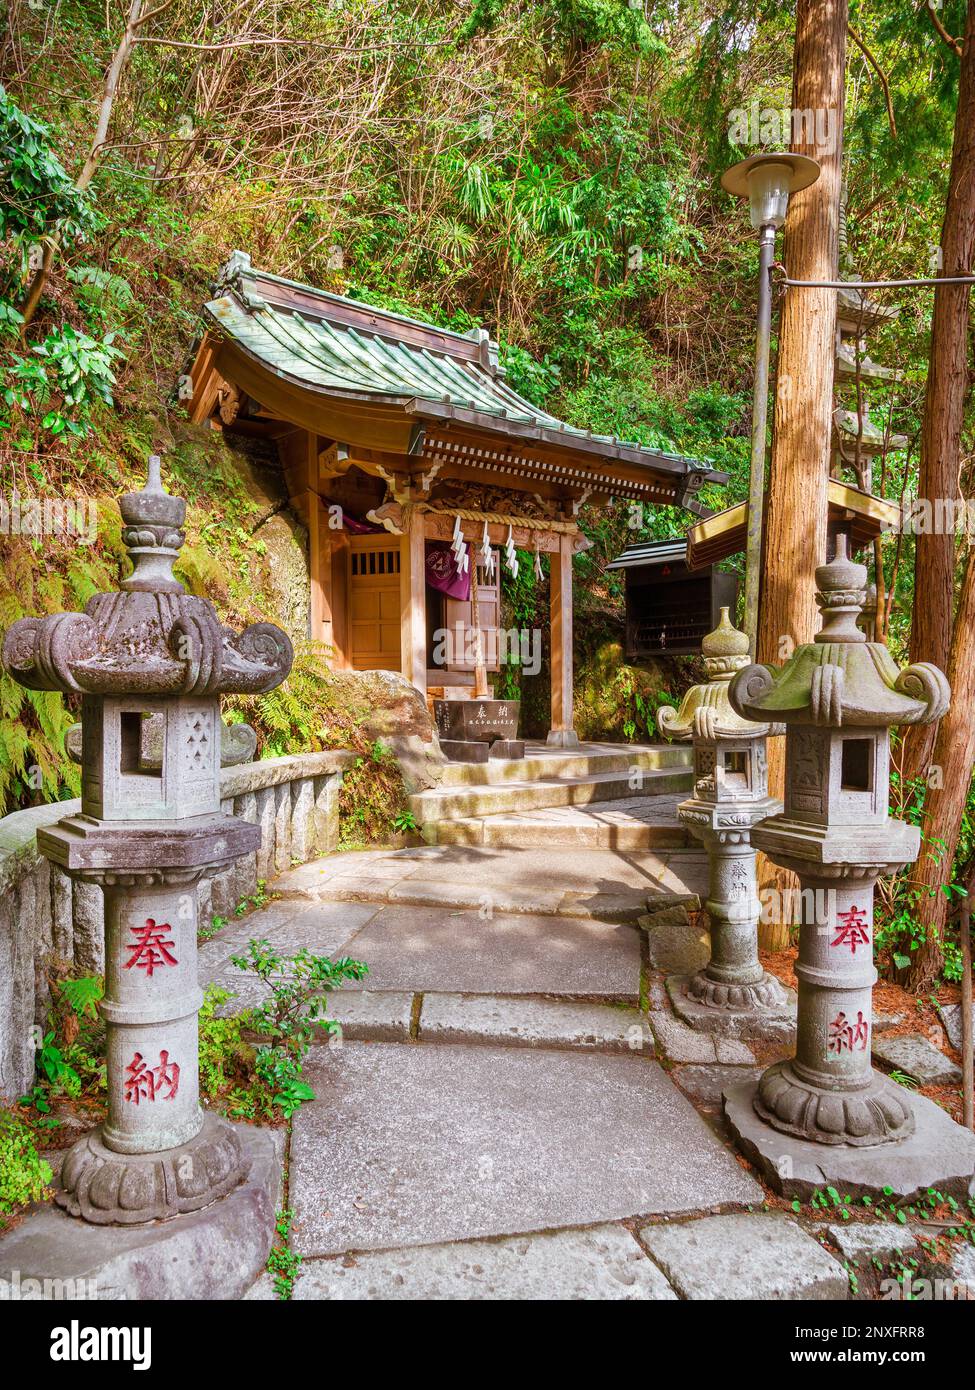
top-left (0, 750), bottom-right (353, 1101)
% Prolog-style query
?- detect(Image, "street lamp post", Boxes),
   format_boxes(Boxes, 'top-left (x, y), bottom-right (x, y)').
top-left (720, 152), bottom-right (820, 654)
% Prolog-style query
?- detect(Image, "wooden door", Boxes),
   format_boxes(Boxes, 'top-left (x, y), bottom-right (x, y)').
top-left (348, 536), bottom-right (402, 671)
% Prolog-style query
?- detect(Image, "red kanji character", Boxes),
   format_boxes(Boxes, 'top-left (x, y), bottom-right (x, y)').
top-left (152, 1049), bottom-right (180, 1101)
top-left (123, 1052), bottom-right (155, 1104)
top-left (831, 906), bottom-right (870, 955)
top-left (124, 919), bottom-right (178, 976)
top-left (827, 1010), bottom-right (869, 1054)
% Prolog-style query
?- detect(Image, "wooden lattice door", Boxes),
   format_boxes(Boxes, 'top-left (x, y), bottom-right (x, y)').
top-left (348, 536), bottom-right (402, 671)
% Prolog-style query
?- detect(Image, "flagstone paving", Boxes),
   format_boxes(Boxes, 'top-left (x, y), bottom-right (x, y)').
top-left (197, 844), bottom-right (863, 1300)
top-left (289, 1043), bottom-right (763, 1256)
top-left (272, 841), bottom-right (708, 919)
top-left (638, 1212), bottom-right (849, 1301)
top-left (292, 1224), bottom-right (679, 1301)
top-left (337, 904), bottom-right (641, 997)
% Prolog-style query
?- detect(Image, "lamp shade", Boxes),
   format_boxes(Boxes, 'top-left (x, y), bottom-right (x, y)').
top-left (721, 152), bottom-right (820, 231)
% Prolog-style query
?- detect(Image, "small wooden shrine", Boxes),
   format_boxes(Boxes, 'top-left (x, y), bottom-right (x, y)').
top-left (605, 539), bottom-right (738, 658)
top-left (185, 253), bottom-right (725, 744)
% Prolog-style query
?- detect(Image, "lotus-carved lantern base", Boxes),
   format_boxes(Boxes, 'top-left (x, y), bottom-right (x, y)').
top-left (56, 1113), bottom-right (248, 1225)
top-left (754, 1057), bottom-right (915, 1146)
top-left (667, 965), bottom-right (796, 1043)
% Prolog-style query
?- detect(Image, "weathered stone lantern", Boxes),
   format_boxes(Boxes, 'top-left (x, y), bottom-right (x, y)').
top-left (721, 537), bottom-right (975, 1194)
top-left (2, 459), bottom-right (293, 1224)
top-left (658, 608), bottom-right (794, 1037)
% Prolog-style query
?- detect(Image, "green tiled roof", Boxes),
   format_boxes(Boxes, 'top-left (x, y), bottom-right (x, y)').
top-left (206, 290), bottom-right (554, 418)
top-left (201, 254), bottom-right (723, 484)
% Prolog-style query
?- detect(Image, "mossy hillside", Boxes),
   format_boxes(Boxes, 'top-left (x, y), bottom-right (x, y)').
top-left (1, 413), bottom-right (411, 839)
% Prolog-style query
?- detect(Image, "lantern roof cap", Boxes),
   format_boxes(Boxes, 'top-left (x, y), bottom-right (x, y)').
top-left (2, 461), bottom-right (293, 699)
top-left (658, 608), bottom-right (777, 742)
top-left (729, 536), bottom-right (949, 728)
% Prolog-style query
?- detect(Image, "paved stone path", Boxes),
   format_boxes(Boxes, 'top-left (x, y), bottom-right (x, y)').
top-left (203, 843), bottom-right (859, 1301)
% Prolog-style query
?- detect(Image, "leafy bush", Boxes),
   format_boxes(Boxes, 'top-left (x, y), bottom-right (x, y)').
top-left (3, 323), bottom-right (123, 438)
top-left (195, 943), bottom-right (369, 1122)
top-left (18, 971), bottom-right (106, 1120)
top-left (230, 939), bottom-right (367, 1118)
top-left (0, 1110), bottom-right (52, 1215)
top-left (0, 84), bottom-right (94, 249)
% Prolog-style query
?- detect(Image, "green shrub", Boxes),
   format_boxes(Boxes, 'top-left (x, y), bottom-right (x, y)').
top-left (0, 1110), bottom-right (52, 1215)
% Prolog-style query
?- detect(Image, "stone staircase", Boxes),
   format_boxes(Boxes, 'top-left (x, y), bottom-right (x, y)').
top-left (411, 742), bottom-right (694, 850)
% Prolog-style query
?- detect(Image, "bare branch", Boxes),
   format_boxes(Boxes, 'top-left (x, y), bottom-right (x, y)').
top-left (848, 23), bottom-right (898, 139)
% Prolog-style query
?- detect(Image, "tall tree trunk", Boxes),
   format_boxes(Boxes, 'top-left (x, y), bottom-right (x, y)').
top-left (904, 0), bottom-right (975, 783)
top-left (907, 550), bottom-right (975, 987)
top-left (756, 0), bottom-right (847, 949)
top-left (900, 0), bottom-right (975, 988)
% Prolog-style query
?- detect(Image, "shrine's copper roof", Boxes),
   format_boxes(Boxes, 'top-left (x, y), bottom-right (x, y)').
top-left (198, 253), bottom-right (726, 501)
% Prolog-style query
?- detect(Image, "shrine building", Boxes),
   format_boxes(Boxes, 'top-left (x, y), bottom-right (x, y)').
top-left (185, 253), bottom-right (726, 744)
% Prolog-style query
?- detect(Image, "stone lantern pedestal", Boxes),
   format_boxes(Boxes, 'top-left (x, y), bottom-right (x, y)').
top-left (722, 538), bottom-right (975, 1199)
top-left (2, 459), bottom-right (293, 1225)
top-left (658, 609), bottom-right (795, 1040)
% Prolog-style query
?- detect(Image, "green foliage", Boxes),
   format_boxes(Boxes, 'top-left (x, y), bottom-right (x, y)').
top-left (266, 1207), bottom-right (302, 1299)
top-left (53, 975), bottom-right (102, 1020)
top-left (197, 986), bottom-right (254, 1102)
top-left (66, 265), bottom-right (135, 314)
top-left (18, 973), bottom-right (106, 1117)
top-left (0, 84), bottom-right (94, 248)
top-left (338, 739), bottom-right (413, 849)
top-left (218, 939), bottom-right (368, 1119)
top-left (3, 323), bottom-right (124, 438)
top-left (0, 1109), bottom-right (52, 1216)
top-left (875, 767), bottom-right (973, 983)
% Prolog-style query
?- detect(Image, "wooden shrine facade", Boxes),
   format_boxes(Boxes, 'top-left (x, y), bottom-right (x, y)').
top-left (186, 253), bottom-right (725, 744)
top-left (606, 539), bottom-right (738, 658)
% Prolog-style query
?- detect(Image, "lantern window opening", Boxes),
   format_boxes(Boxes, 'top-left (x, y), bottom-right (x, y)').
top-left (721, 748), bottom-right (750, 789)
top-left (840, 737), bottom-right (873, 794)
top-left (119, 711), bottom-right (161, 781)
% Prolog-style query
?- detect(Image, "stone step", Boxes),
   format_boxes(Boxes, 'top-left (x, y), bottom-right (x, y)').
top-left (426, 795), bottom-right (694, 850)
top-left (274, 874), bottom-right (661, 921)
top-left (266, 843), bottom-right (705, 918)
top-left (436, 741), bottom-right (690, 787)
top-left (412, 766), bottom-right (693, 826)
top-left (218, 987), bottom-right (755, 1062)
top-left (218, 988), bottom-right (656, 1052)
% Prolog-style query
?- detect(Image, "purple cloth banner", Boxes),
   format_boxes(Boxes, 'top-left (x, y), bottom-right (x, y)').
top-left (425, 541), bottom-right (471, 600)
top-left (342, 513), bottom-right (381, 534)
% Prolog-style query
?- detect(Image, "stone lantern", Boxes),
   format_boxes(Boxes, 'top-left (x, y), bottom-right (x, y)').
top-left (722, 537), bottom-right (973, 1193)
top-left (1, 459), bottom-right (293, 1224)
top-left (658, 608), bottom-right (794, 1037)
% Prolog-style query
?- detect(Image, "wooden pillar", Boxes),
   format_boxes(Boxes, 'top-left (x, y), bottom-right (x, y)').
top-left (400, 508), bottom-right (426, 693)
top-left (307, 487), bottom-right (334, 655)
top-left (304, 431), bottom-right (337, 663)
top-left (330, 537), bottom-right (350, 669)
top-left (548, 531), bottom-right (578, 747)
